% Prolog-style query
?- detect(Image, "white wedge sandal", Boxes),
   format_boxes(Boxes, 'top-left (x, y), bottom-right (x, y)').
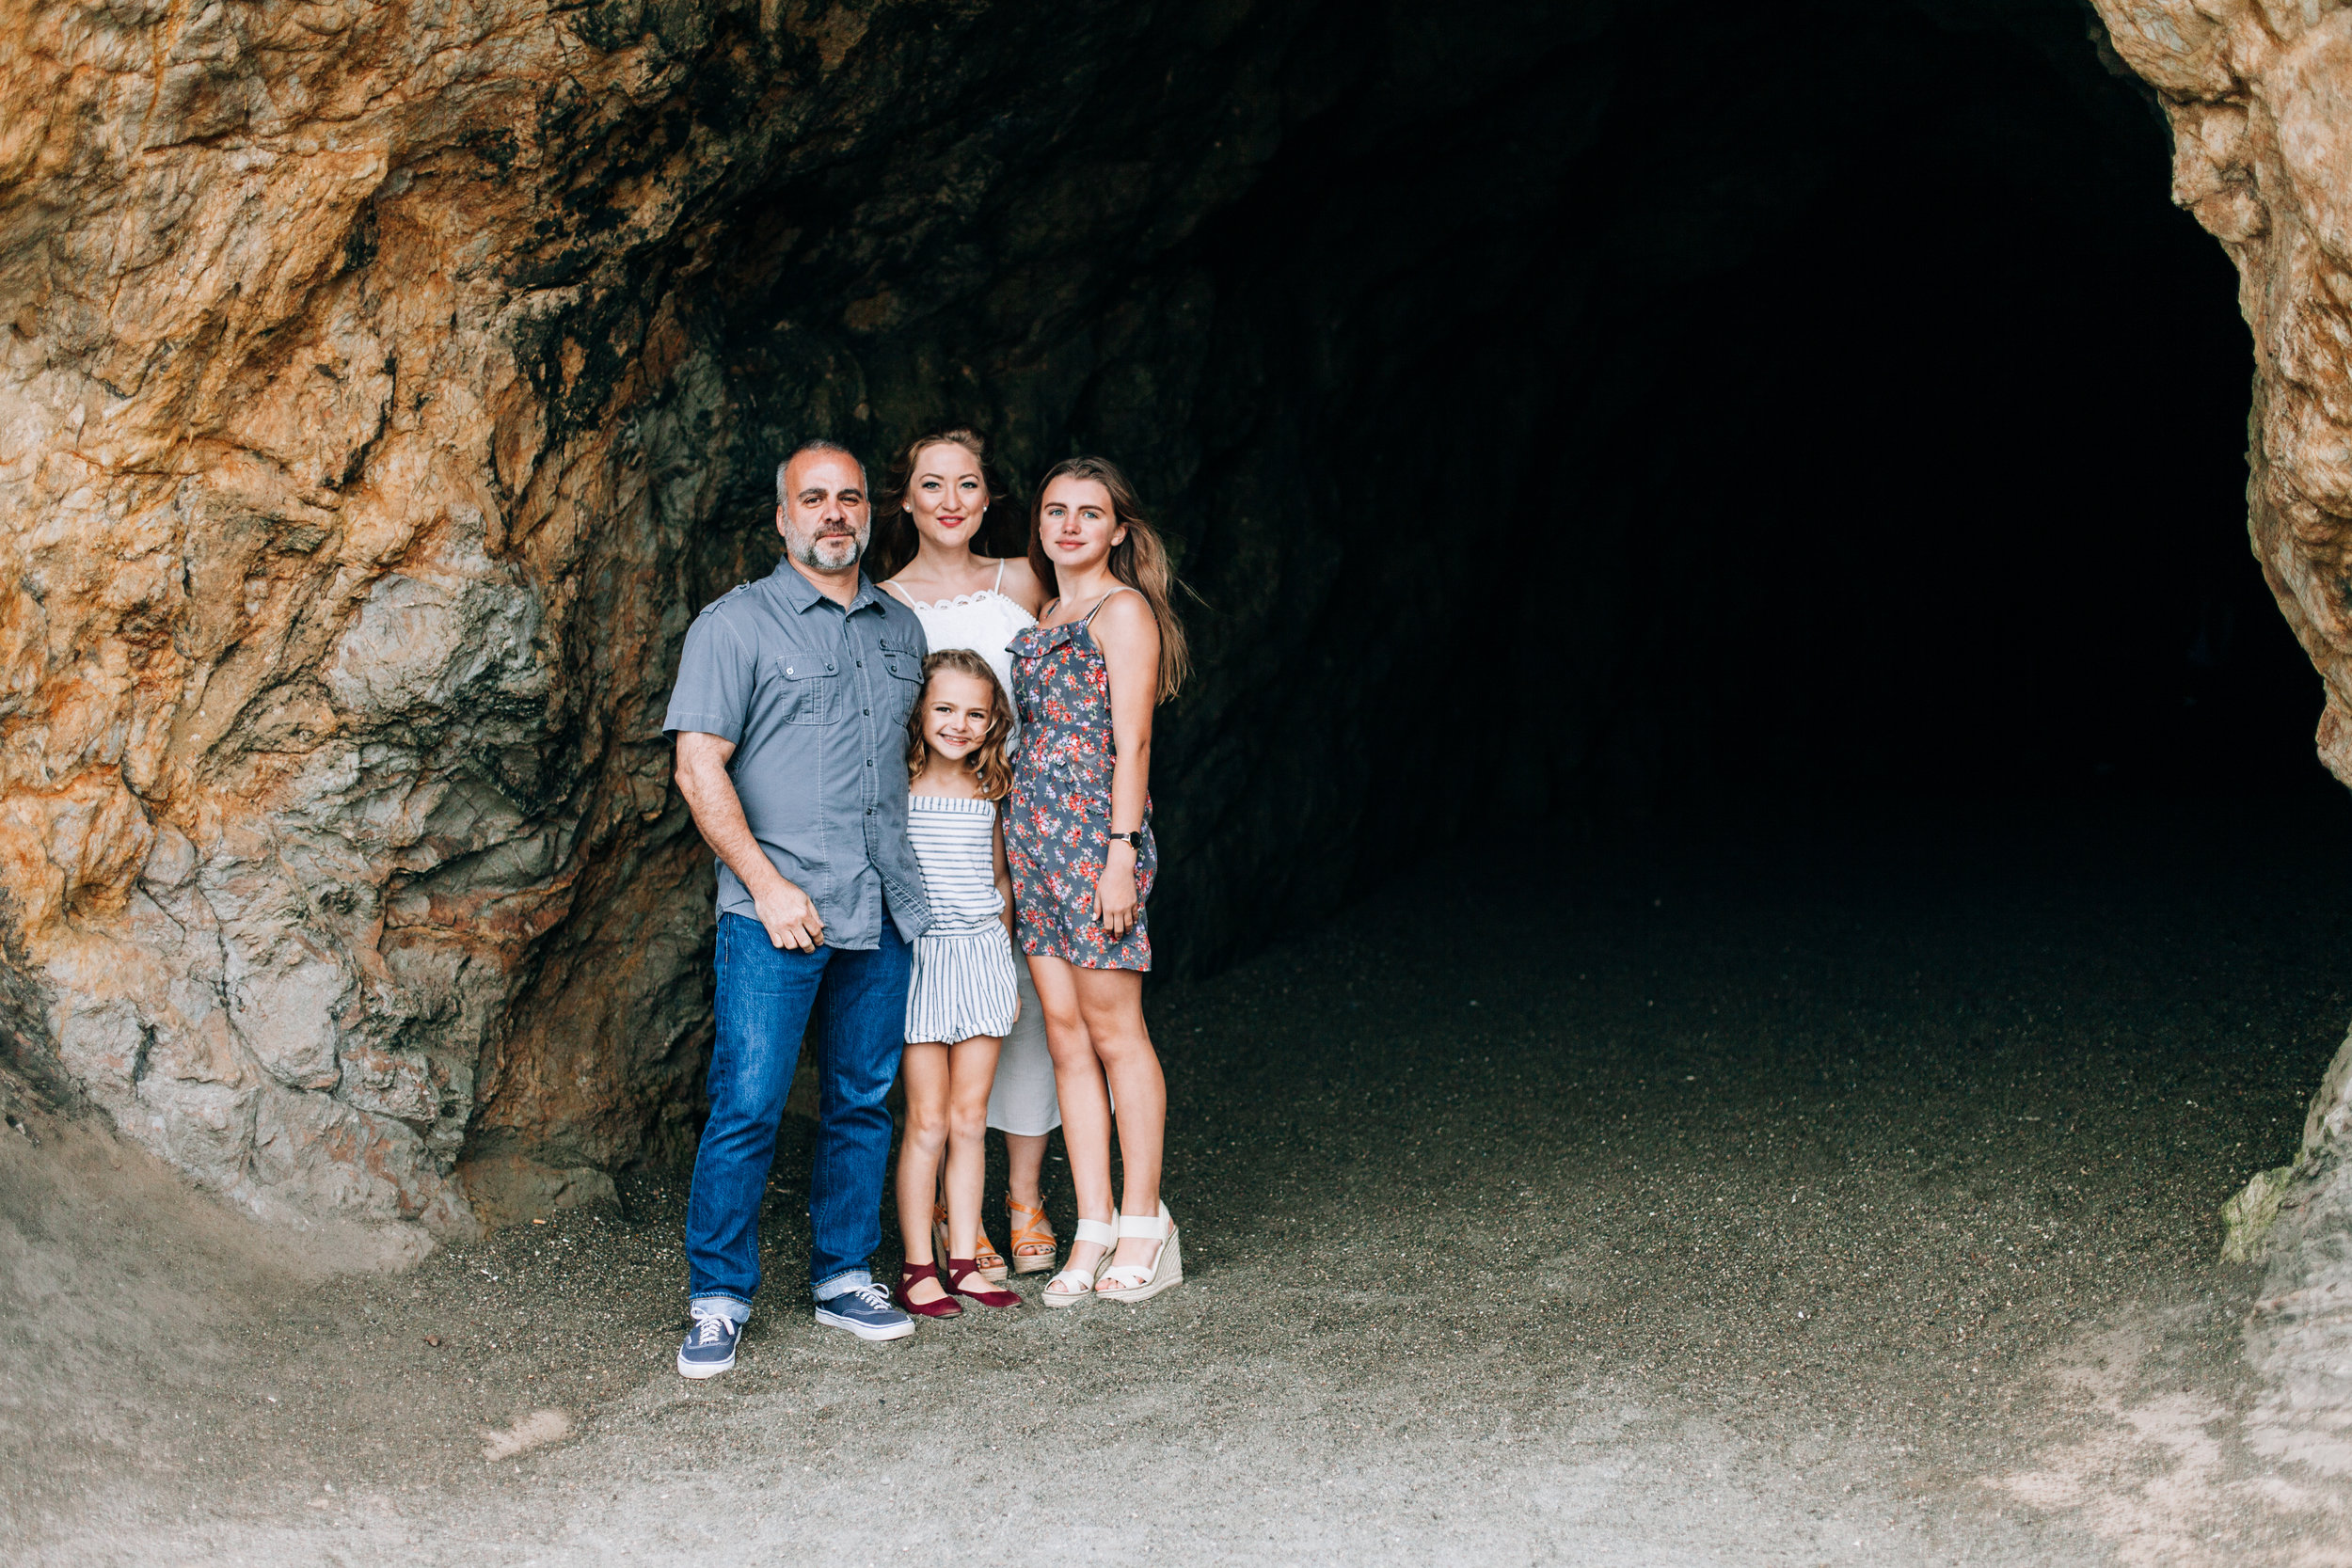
top-left (1093, 1202), bottom-right (1182, 1304)
top-left (1041, 1216), bottom-right (1119, 1308)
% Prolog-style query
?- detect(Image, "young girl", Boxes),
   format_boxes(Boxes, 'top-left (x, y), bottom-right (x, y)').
top-left (1007, 456), bottom-right (1192, 1307)
top-left (878, 429), bottom-right (1061, 1282)
top-left (892, 649), bottom-right (1025, 1317)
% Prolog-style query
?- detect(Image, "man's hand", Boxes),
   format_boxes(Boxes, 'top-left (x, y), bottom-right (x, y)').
top-left (752, 878), bottom-right (825, 952)
top-left (675, 731), bottom-right (825, 952)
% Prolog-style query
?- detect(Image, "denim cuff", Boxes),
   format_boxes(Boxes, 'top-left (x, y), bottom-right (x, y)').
top-left (811, 1268), bottom-right (873, 1302)
top-left (690, 1293), bottom-right (752, 1326)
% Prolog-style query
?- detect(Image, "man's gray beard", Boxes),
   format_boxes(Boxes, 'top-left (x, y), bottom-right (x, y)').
top-left (787, 521), bottom-right (868, 572)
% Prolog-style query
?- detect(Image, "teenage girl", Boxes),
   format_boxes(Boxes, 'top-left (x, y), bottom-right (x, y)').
top-left (1006, 456), bottom-right (1191, 1306)
top-left (891, 649), bottom-right (1024, 1317)
top-left (877, 429), bottom-right (1062, 1282)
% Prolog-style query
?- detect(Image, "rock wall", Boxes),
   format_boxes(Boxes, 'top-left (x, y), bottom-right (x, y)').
top-left (2097, 0), bottom-right (2352, 785)
top-left (1, 0), bottom-right (734, 1230)
top-left (2222, 1027), bottom-right (2352, 1471)
top-left (2092, 0), bottom-right (2352, 1470)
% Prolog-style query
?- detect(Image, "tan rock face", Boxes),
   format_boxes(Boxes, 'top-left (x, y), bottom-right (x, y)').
top-left (2092, 0), bottom-right (2352, 1468)
top-left (2094, 1), bottom-right (2352, 779)
top-left (0, 0), bottom-right (771, 1231)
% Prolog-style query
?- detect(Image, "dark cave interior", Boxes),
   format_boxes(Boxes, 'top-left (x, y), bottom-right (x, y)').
top-left (636, 0), bottom-right (2317, 976)
top-left (426, 0), bottom-right (2352, 1193)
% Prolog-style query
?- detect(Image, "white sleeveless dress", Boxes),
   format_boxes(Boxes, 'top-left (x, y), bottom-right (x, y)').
top-left (884, 562), bottom-right (1061, 1135)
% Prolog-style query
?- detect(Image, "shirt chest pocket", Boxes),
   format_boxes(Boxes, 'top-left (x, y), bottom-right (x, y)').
top-left (775, 651), bottom-right (842, 725)
top-left (880, 644), bottom-right (925, 723)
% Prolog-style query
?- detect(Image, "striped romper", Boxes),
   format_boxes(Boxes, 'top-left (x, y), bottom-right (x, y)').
top-left (904, 794), bottom-right (1022, 1045)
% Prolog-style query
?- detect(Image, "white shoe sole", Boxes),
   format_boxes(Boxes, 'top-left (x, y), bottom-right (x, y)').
top-left (1040, 1275), bottom-right (1096, 1307)
top-left (813, 1307), bottom-right (915, 1341)
top-left (1094, 1228), bottom-right (1182, 1304)
top-left (676, 1352), bottom-right (735, 1378)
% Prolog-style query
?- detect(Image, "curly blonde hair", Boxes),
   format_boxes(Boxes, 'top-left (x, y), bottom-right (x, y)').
top-left (904, 648), bottom-right (1014, 800)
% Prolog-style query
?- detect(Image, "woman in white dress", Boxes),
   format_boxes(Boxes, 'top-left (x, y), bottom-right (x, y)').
top-left (877, 428), bottom-right (1062, 1279)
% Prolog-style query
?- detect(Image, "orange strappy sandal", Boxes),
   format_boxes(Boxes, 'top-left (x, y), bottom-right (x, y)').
top-left (933, 1202), bottom-right (1009, 1283)
top-left (1006, 1197), bottom-right (1058, 1275)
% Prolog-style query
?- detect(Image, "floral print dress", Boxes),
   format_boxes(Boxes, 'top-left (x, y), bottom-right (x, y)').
top-left (1006, 593), bottom-right (1157, 971)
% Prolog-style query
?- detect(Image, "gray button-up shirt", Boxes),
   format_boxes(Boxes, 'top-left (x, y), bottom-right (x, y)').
top-left (662, 561), bottom-right (931, 947)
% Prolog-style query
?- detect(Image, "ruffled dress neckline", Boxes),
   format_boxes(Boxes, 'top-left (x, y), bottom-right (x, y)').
top-left (897, 586), bottom-right (1017, 614)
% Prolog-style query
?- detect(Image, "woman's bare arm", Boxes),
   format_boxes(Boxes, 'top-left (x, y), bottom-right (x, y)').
top-left (1089, 590), bottom-right (1161, 940)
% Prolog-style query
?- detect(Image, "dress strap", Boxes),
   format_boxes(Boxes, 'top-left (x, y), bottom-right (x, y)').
top-left (1081, 585), bottom-right (1135, 627)
top-left (993, 557), bottom-right (1007, 594)
top-left (881, 578), bottom-right (917, 608)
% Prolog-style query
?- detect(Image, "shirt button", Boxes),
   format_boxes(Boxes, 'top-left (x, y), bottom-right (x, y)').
top-left (866, 807), bottom-right (874, 816)
top-left (862, 708), bottom-right (870, 716)
top-left (856, 660), bottom-right (863, 667)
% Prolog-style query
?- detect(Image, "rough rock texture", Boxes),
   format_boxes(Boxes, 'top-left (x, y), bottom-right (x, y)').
top-left (2217, 1027), bottom-right (2352, 1474)
top-left (0, 0), bottom-right (748, 1234)
top-left (2098, 0), bottom-right (2352, 787)
top-left (2092, 0), bottom-right (2352, 1473)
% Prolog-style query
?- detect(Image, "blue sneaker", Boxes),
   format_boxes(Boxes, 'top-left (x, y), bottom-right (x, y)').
top-left (814, 1281), bottom-right (915, 1341)
top-left (676, 1308), bottom-right (740, 1378)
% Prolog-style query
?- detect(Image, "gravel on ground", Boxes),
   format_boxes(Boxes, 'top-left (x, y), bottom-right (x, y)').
top-left (7, 797), bottom-right (2351, 1565)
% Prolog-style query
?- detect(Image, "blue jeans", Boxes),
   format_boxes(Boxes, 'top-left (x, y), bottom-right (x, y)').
top-left (685, 912), bottom-right (911, 1317)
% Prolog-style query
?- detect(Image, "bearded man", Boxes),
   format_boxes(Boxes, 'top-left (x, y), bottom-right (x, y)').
top-left (662, 439), bottom-right (932, 1370)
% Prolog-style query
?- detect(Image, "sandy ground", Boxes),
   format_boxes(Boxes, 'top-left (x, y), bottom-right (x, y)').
top-left (8, 799), bottom-right (2352, 1566)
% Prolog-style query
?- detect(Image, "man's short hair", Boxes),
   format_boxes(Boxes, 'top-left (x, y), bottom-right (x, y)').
top-left (776, 440), bottom-right (866, 503)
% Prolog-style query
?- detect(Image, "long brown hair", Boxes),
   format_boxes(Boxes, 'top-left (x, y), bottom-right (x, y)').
top-left (1025, 455), bottom-right (1193, 703)
top-left (868, 427), bottom-right (1010, 581)
top-left (903, 649), bottom-right (1014, 800)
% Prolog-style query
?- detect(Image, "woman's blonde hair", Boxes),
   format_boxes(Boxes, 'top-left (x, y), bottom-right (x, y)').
top-left (1025, 455), bottom-right (1193, 703)
top-left (869, 427), bottom-right (1010, 580)
top-left (904, 648), bottom-right (1014, 800)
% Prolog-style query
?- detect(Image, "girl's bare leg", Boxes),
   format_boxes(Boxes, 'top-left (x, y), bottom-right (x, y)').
top-left (942, 1034), bottom-right (1003, 1260)
top-left (893, 1041), bottom-right (952, 1306)
top-left (1003, 1131), bottom-right (1048, 1211)
top-left (1030, 953), bottom-right (1115, 1275)
top-left (1072, 967), bottom-right (1165, 1273)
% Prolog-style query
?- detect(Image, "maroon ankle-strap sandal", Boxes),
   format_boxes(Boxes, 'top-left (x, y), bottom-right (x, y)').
top-left (895, 1259), bottom-right (962, 1318)
top-left (946, 1257), bottom-right (1022, 1309)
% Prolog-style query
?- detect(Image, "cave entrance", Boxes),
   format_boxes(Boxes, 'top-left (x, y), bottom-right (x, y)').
top-left (1124, 3), bottom-right (2328, 865)
top-left (1511, 15), bottom-right (2322, 811)
top-left (20, 1), bottom-right (2352, 1546)
top-left (670, 1), bottom-right (2337, 1142)
top-left (617, 0), bottom-right (2352, 1284)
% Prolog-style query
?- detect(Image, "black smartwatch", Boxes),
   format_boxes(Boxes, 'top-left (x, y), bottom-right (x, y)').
top-left (1105, 831), bottom-right (1143, 849)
